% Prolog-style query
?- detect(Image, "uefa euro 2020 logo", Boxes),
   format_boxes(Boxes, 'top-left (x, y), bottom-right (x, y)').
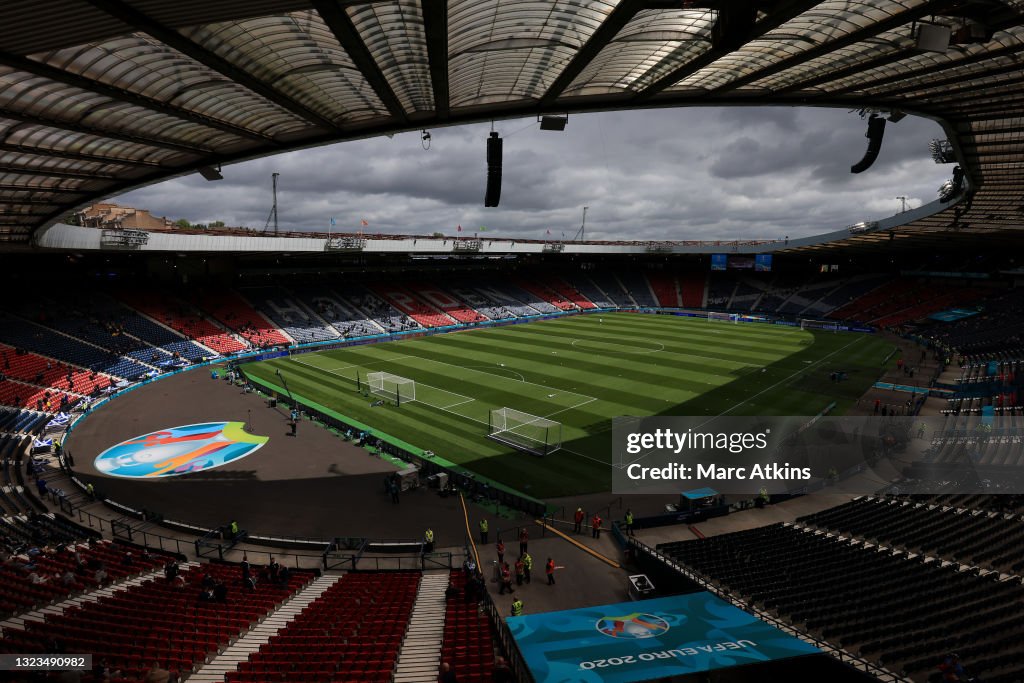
top-left (94, 422), bottom-right (268, 478)
top-left (595, 613), bottom-right (670, 639)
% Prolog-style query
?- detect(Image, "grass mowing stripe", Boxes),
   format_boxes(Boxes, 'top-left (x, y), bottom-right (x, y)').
top-left (242, 313), bottom-right (887, 497)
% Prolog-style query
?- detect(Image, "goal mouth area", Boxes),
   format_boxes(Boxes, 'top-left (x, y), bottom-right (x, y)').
top-left (486, 431), bottom-right (562, 457)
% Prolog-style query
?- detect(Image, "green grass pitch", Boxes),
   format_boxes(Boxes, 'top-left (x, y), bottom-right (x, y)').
top-left (242, 313), bottom-right (895, 498)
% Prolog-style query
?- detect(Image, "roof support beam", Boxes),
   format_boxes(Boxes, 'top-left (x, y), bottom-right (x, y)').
top-left (421, 0), bottom-right (449, 119)
top-left (770, 48), bottom-right (916, 95)
top-left (705, 0), bottom-right (947, 96)
top-left (634, 0), bottom-right (821, 101)
top-left (0, 52), bottom-right (276, 145)
top-left (0, 106), bottom-right (208, 156)
top-left (312, 0), bottom-right (407, 122)
top-left (0, 164), bottom-right (118, 182)
top-left (86, 0), bottom-right (342, 132)
top-left (539, 0), bottom-right (646, 106)
top-left (0, 183), bottom-right (85, 194)
top-left (0, 197), bottom-right (66, 206)
top-left (0, 141), bottom-right (162, 169)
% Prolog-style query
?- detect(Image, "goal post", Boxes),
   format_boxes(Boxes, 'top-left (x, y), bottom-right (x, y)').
top-left (366, 372), bottom-right (416, 405)
top-left (488, 407), bottom-right (562, 456)
top-left (800, 318), bottom-right (840, 332)
top-left (708, 311), bottom-right (738, 324)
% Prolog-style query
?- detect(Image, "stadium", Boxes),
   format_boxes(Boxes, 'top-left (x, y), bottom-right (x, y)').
top-left (1, 1), bottom-right (1024, 683)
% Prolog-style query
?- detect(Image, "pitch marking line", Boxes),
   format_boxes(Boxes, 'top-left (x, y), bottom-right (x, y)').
top-left (620, 334), bottom-right (870, 469)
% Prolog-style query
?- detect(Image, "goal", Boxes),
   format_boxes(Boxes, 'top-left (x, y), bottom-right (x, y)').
top-left (708, 311), bottom-right (739, 324)
top-left (800, 319), bottom-right (840, 332)
top-left (366, 372), bottom-right (416, 405)
top-left (488, 407), bottom-right (562, 456)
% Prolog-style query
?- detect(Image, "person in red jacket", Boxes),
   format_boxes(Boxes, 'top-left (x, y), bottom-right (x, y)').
top-left (519, 528), bottom-right (529, 555)
top-left (546, 557), bottom-right (556, 585)
top-left (592, 514), bottom-right (602, 539)
top-left (496, 538), bottom-right (505, 566)
top-left (573, 507), bottom-right (584, 534)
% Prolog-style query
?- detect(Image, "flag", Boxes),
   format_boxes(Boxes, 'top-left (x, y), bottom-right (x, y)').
top-left (546, 229), bottom-right (550, 235)
top-left (360, 219), bottom-right (369, 227)
top-left (457, 225), bottom-right (462, 232)
top-left (330, 217), bottom-right (336, 226)
top-left (480, 226), bottom-right (487, 232)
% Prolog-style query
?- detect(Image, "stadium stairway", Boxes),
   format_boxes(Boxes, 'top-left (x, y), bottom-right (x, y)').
top-left (189, 574), bottom-right (340, 683)
top-left (393, 572), bottom-right (450, 683)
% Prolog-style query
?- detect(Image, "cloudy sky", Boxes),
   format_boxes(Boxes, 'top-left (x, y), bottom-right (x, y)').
top-left (116, 106), bottom-right (954, 241)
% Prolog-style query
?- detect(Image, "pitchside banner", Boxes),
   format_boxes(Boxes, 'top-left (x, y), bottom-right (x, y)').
top-left (507, 592), bottom-right (819, 683)
top-left (612, 415), bottom-right (1024, 495)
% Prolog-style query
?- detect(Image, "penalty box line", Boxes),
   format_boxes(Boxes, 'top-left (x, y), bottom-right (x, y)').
top-left (289, 353), bottom-right (476, 411)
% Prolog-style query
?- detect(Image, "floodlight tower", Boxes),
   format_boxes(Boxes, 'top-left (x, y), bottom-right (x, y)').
top-left (264, 172), bottom-right (280, 234)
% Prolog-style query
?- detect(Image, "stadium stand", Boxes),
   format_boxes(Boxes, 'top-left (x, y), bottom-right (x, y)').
top-left (705, 273), bottom-right (734, 308)
top-left (586, 274), bottom-right (636, 308)
top-left (117, 292), bottom-right (246, 355)
top-left (83, 296), bottom-right (210, 363)
top-left (405, 283), bottom-right (488, 324)
top-left (335, 286), bottom-right (419, 333)
top-left (371, 285), bottom-right (458, 328)
top-left (242, 287), bottom-right (341, 344)
top-left (646, 272), bottom-right (681, 307)
top-left (0, 313), bottom-right (150, 381)
top-left (0, 560), bottom-right (313, 682)
top-left (679, 272), bottom-right (706, 308)
top-left (511, 280), bottom-right (573, 312)
top-left (441, 570), bottom-right (496, 683)
top-left (444, 283), bottom-right (517, 320)
top-left (917, 289), bottom-right (1024, 356)
top-left (191, 291), bottom-right (292, 348)
top-left (465, 281), bottom-right (547, 318)
top-left (564, 275), bottom-right (616, 308)
top-left (540, 278), bottom-right (598, 309)
top-left (224, 571), bottom-right (417, 683)
top-left (616, 272), bottom-right (659, 307)
top-left (657, 522), bottom-right (1024, 682)
top-left (299, 289), bottom-right (386, 338)
top-left (0, 345), bottom-right (111, 398)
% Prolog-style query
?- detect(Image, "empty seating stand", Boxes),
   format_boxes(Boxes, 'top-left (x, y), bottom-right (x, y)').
top-left (0, 561), bottom-right (312, 682)
top-left (191, 291), bottom-right (291, 348)
top-left (371, 285), bottom-right (457, 328)
top-left (226, 571), bottom-right (418, 682)
top-left (439, 570), bottom-right (496, 683)
top-left (118, 291), bottom-right (246, 355)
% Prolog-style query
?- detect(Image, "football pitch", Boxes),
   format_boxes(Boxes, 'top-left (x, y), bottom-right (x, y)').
top-left (242, 313), bottom-right (895, 497)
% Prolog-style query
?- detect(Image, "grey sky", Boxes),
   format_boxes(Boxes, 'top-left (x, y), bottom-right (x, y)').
top-left (115, 107), bottom-right (954, 241)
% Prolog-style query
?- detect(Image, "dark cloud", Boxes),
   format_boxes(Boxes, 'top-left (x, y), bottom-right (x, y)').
top-left (115, 107), bottom-right (953, 240)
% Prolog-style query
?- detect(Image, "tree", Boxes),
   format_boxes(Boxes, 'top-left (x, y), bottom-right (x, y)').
top-left (174, 218), bottom-right (191, 228)
top-left (210, 220), bottom-right (225, 228)
top-left (431, 231), bottom-right (444, 238)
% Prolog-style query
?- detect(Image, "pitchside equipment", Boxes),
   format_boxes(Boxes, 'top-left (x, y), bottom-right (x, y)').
top-left (367, 372), bottom-right (416, 405)
top-left (708, 311), bottom-right (739, 324)
top-left (488, 407), bottom-right (562, 456)
top-left (800, 319), bottom-right (840, 332)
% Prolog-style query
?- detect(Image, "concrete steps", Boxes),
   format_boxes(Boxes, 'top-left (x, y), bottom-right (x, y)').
top-left (187, 574), bottom-right (340, 683)
top-left (393, 572), bottom-right (450, 683)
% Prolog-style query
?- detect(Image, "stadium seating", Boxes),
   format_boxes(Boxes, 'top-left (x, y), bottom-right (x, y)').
top-left (563, 275), bottom-right (616, 308)
top-left (242, 287), bottom-right (341, 344)
top-left (705, 273), bottom-right (734, 308)
top-left (657, 522), bottom-right (1024, 681)
top-left (458, 282), bottom-right (545, 318)
top-left (0, 344), bottom-right (111, 397)
top-left (646, 272), bottom-right (680, 307)
top-left (82, 295), bottom-right (210, 363)
top-left (191, 291), bottom-right (291, 347)
top-left (405, 283), bottom-right (488, 323)
top-left (117, 292), bottom-right (246, 355)
top-left (512, 280), bottom-right (574, 311)
top-left (298, 289), bottom-right (386, 338)
top-left (917, 289), bottom-right (1024, 356)
top-left (679, 272), bottom-right (706, 308)
top-left (334, 286), bottom-right (419, 333)
top-left (538, 278), bottom-right (598, 309)
top-left (225, 571), bottom-right (418, 682)
top-left (371, 285), bottom-right (457, 328)
top-left (0, 561), bottom-right (313, 682)
top-left (585, 274), bottom-right (635, 307)
top-left (0, 313), bottom-right (150, 381)
top-left (441, 570), bottom-right (496, 682)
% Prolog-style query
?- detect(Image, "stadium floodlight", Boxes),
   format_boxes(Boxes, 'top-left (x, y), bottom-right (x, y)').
top-left (938, 166), bottom-right (965, 202)
top-left (488, 407), bottom-right (562, 456)
top-left (538, 115), bottom-right (567, 131)
top-left (929, 139), bottom-right (956, 164)
top-left (367, 372), bottom-right (416, 405)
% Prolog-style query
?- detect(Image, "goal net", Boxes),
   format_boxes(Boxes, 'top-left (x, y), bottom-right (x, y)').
top-left (708, 311), bottom-right (738, 324)
top-left (800, 319), bottom-right (840, 332)
top-left (366, 372), bottom-right (416, 405)
top-left (488, 407), bottom-right (562, 456)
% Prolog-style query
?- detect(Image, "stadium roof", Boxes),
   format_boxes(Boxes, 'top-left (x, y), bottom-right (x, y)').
top-left (2, 0), bottom-right (1024, 249)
